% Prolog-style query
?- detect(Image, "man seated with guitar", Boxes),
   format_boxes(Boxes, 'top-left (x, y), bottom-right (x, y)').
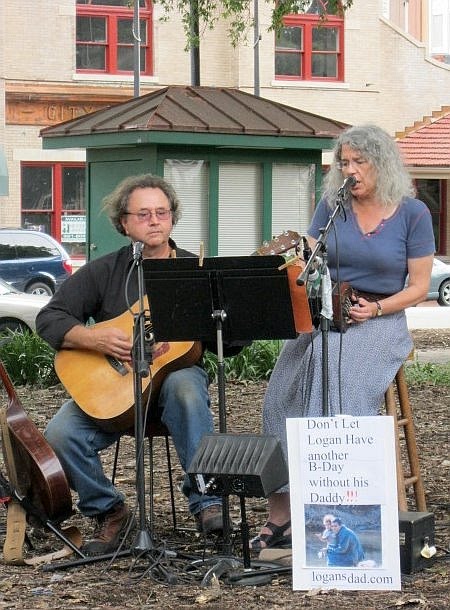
top-left (36, 174), bottom-right (239, 555)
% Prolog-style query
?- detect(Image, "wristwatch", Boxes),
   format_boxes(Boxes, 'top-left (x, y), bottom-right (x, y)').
top-left (375, 301), bottom-right (383, 317)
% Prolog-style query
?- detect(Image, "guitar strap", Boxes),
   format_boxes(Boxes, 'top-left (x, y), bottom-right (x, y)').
top-left (0, 408), bottom-right (82, 565)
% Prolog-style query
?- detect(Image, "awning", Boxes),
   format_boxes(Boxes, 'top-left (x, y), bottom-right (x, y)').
top-left (0, 147), bottom-right (8, 196)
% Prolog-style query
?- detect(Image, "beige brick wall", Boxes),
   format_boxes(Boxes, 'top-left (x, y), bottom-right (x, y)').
top-left (3, 0), bottom-right (75, 81)
top-left (0, 0), bottom-right (449, 246)
top-left (1, 125), bottom-right (42, 226)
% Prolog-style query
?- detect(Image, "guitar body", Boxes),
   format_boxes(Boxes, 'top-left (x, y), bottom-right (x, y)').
top-left (54, 305), bottom-right (203, 433)
top-left (0, 362), bottom-right (72, 523)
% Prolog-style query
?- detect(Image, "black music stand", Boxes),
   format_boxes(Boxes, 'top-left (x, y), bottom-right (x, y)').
top-left (142, 255), bottom-right (299, 572)
top-left (143, 254), bottom-right (298, 423)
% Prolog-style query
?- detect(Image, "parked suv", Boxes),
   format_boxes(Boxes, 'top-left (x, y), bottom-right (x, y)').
top-left (0, 228), bottom-right (72, 295)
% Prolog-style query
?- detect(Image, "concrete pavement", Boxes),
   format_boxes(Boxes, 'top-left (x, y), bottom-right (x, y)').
top-left (406, 306), bottom-right (450, 364)
top-left (406, 306), bottom-right (449, 330)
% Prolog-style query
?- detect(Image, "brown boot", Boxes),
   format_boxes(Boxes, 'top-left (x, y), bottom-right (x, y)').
top-left (82, 502), bottom-right (132, 555)
top-left (194, 504), bottom-right (224, 536)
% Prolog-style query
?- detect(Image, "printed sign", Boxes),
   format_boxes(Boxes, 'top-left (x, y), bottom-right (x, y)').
top-left (287, 415), bottom-right (401, 591)
top-left (61, 215), bottom-right (86, 242)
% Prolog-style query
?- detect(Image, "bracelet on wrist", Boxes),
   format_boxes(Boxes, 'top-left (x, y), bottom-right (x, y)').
top-left (375, 301), bottom-right (383, 317)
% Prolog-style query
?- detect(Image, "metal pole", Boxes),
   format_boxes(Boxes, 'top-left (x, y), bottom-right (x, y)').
top-left (133, 0), bottom-right (141, 97)
top-left (253, 0), bottom-right (260, 96)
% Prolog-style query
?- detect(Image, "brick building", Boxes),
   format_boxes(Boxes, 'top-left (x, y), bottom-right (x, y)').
top-left (1, 1), bottom-right (449, 258)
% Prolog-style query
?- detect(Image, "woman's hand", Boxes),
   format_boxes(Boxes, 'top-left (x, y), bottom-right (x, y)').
top-left (349, 297), bottom-right (377, 323)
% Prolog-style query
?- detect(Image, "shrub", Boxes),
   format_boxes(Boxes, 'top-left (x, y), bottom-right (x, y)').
top-left (203, 340), bottom-right (283, 382)
top-left (0, 330), bottom-right (58, 387)
top-left (405, 361), bottom-right (450, 387)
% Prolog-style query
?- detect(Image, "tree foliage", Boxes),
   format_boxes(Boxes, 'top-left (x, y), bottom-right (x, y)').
top-left (155, 0), bottom-right (354, 47)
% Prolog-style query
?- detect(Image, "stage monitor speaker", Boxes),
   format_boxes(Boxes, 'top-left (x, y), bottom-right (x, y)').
top-left (399, 511), bottom-right (435, 574)
top-left (187, 433), bottom-right (288, 499)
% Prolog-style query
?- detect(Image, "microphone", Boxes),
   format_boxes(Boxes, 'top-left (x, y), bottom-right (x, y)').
top-left (338, 175), bottom-right (357, 194)
top-left (306, 256), bottom-right (322, 298)
top-left (132, 240), bottom-right (144, 261)
top-left (302, 237), bottom-right (312, 262)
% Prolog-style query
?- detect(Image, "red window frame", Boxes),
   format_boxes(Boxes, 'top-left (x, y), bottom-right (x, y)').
top-left (21, 163), bottom-right (86, 259)
top-left (275, 14), bottom-right (344, 82)
top-left (76, 0), bottom-right (153, 76)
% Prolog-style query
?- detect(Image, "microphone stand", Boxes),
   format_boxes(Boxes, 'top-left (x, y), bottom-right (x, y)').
top-left (296, 187), bottom-right (349, 417)
top-left (131, 244), bottom-right (154, 554)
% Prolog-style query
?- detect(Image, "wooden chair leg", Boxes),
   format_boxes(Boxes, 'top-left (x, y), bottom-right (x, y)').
top-left (385, 365), bottom-right (427, 512)
top-left (385, 383), bottom-right (408, 511)
top-left (394, 367), bottom-right (427, 512)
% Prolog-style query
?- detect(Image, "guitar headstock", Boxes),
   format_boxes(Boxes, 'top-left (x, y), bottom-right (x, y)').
top-left (254, 230), bottom-right (301, 256)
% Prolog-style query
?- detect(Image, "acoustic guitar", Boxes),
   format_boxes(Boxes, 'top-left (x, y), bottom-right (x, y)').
top-left (54, 299), bottom-right (203, 433)
top-left (0, 360), bottom-right (72, 524)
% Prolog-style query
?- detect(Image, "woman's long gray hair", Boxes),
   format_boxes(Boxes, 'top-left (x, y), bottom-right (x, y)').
top-left (102, 173), bottom-right (181, 236)
top-left (322, 124), bottom-right (415, 209)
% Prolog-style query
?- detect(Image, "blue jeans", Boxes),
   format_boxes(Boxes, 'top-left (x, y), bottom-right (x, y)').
top-left (45, 365), bottom-right (221, 517)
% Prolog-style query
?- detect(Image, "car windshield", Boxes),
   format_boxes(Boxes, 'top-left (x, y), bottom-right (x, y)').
top-left (0, 280), bottom-right (20, 295)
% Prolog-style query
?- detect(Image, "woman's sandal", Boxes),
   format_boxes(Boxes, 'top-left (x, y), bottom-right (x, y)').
top-left (249, 520), bottom-right (292, 552)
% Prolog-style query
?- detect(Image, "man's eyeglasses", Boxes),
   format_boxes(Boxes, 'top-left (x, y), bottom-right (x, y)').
top-left (124, 209), bottom-right (172, 222)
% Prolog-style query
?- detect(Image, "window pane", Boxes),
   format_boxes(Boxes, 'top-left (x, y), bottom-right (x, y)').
top-left (22, 213), bottom-right (52, 235)
top-left (276, 27), bottom-right (302, 50)
top-left (21, 166), bottom-right (52, 210)
top-left (312, 27), bottom-right (338, 51)
top-left (117, 47), bottom-right (147, 71)
top-left (118, 47), bottom-right (133, 71)
top-left (77, 45), bottom-right (106, 70)
top-left (118, 19), bottom-right (147, 44)
top-left (76, 17), bottom-right (106, 43)
top-left (118, 19), bottom-right (134, 44)
top-left (63, 167), bottom-right (85, 211)
top-left (312, 53), bottom-right (337, 77)
top-left (275, 52), bottom-right (301, 77)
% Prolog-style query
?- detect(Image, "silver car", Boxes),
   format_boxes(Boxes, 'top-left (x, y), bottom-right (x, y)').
top-left (429, 257), bottom-right (450, 306)
top-left (0, 278), bottom-right (50, 333)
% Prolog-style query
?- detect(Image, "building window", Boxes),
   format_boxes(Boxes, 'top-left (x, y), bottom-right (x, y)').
top-left (275, 10), bottom-right (344, 81)
top-left (21, 164), bottom-right (86, 259)
top-left (76, 0), bottom-right (153, 75)
top-left (415, 178), bottom-right (446, 254)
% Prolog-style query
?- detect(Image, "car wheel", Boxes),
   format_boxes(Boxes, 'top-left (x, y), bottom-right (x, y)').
top-left (437, 279), bottom-right (450, 306)
top-left (26, 282), bottom-right (54, 296)
top-left (0, 320), bottom-right (28, 335)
